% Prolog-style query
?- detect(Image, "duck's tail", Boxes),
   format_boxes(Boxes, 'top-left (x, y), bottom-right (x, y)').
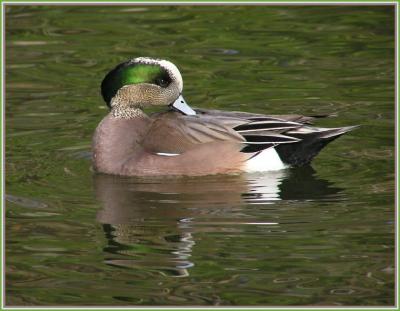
top-left (275, 125), bottom-right (359, 166)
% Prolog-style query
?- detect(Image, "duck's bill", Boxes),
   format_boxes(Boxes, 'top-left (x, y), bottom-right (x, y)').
top-left (170, 95), bottom-right (196, 116)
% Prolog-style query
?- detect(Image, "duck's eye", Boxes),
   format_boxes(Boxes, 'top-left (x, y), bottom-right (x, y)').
top-left (155, 78), bottom-right (169, 88)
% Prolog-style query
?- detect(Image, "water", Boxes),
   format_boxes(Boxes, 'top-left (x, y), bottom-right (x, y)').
top-left (5, 5), bottom-right (395, 306)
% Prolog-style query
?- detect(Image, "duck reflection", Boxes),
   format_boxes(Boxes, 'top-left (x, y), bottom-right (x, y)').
top-left (94, 166), bottom-right (341, 277)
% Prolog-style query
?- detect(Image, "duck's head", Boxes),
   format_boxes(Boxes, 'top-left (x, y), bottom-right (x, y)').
top-left (101, 57), bottom-right (195, 115)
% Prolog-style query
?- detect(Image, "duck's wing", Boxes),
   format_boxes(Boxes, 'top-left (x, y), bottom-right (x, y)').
top-left (145, 108), bottom-right (358, 166)
top-left (194, 108), bottom-right (328, 124)
top-left (142, 111), bottom-right (243, 154)
top-left (143, 110), bottom-right (303, 155)
top-left (196, 108), bottom-right (358, 163)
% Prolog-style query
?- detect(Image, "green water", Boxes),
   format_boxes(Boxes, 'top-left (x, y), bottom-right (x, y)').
top-left (5, 5), bottom-right (395, 306)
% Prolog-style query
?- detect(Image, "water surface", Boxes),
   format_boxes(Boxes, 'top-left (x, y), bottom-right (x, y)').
top-left (5, 5), bottom-right (395, 306)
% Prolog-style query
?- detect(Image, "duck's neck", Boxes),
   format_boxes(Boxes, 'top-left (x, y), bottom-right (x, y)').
top-left (111, 105), bottom-right (145, 119)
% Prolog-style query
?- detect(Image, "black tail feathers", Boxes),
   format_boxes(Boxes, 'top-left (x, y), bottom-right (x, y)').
top-left (275, 125), bottom-right (359, 166)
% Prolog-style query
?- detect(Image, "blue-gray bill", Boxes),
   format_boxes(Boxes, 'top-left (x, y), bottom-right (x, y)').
top-left (170, 95), bottom-right (196, 115)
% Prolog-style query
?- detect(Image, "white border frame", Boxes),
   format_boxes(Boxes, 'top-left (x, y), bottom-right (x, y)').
top-left (1, 1), bottom-right (398, 310)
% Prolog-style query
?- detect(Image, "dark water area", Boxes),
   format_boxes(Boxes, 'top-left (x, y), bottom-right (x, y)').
top-left (5, 5), bottom-right (395, 306)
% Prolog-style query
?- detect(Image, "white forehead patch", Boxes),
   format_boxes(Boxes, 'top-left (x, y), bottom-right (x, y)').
top-left (133, 57), bottom-right (183, 92)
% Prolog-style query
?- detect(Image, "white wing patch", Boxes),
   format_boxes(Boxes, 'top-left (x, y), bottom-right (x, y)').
top-left (245, 148), bottom-right (287, 172)
top-left (156, 152), bottom-right (180, 157)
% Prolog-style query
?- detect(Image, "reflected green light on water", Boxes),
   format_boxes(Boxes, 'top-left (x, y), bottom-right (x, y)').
top-left (5, 5), bottom-right (395, 306)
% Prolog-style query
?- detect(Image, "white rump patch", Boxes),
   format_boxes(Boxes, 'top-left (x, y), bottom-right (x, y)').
top-left (245, 148), bottom-right (287, 172)
top-left (156, 152), bottom-right (180, 157)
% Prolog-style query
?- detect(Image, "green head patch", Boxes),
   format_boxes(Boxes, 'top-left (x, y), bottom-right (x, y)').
top-left (101, 60), bottom-right (172, 107)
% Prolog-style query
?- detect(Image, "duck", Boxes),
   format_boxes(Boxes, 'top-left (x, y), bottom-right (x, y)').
top-left (92, 57), bottom-right (357, 176)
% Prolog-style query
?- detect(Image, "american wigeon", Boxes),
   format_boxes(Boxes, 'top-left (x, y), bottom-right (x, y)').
top-left (92, 57), bottom-right (357, 176)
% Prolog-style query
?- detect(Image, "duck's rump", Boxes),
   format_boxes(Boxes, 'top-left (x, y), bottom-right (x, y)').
top-left (194, 108), bottom-right (358, 166)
